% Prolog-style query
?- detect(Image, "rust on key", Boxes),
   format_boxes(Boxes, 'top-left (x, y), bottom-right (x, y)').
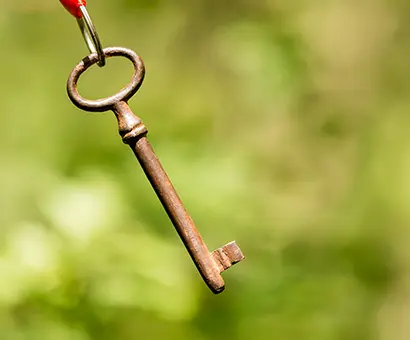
top-left (66, 47), bottom-right (245, 294)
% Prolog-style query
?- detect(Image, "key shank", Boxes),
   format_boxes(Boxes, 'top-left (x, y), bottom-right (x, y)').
top-left (113, 101), bottom-right (243, 293)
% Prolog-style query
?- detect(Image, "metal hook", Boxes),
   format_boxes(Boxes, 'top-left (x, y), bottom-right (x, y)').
top-left (77, 5), bottom-right (106, 67)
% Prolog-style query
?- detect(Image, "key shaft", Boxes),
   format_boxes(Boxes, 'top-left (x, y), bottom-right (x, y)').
top-left (114, 101), bottom-right (244, 293)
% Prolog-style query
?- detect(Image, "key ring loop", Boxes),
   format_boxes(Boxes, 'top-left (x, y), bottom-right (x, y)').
top-left (67, 47), bottom-right (145, 112)
top-left (77, 5), bottom-right (106, 67)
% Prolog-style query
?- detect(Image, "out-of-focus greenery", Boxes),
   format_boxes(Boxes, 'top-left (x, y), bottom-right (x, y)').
top-left (1, 0), bottom-right (410, 339)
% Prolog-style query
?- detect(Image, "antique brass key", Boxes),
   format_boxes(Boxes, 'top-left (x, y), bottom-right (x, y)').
top-left (66, 47), bottom-right (245, 294)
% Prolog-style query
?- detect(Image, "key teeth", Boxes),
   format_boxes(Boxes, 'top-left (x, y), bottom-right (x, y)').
top-left (211, 241), bottom-right (245, 273)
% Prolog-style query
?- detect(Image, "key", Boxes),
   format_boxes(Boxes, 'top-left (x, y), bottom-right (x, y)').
top-left (66, 47), bottom-right (245, 294)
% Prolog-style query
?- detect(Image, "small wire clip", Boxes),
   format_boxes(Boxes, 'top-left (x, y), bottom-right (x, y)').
top-left (60, 0), bottom-right (106, 67)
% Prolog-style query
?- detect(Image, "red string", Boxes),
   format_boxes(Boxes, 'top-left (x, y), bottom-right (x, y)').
top-left (59, 0), bottom-right (87, 18)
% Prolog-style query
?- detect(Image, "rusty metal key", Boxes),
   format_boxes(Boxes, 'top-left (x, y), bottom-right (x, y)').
top-left (66, 47), bottom-right (245, 294)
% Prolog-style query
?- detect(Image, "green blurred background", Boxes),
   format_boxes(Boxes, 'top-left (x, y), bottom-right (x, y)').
top-left (1, 0), bottom-right (409, 339)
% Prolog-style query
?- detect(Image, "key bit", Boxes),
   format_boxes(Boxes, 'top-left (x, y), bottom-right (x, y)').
top-left (66, 47), bottom-right (245, 294)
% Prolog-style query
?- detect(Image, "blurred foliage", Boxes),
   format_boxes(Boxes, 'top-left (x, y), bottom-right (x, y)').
top-left (0, 0), bottom-right (410, 339)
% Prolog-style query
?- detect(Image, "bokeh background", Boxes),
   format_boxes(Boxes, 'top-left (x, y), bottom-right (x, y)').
top-left (1, 0), bottom-right (410, 339)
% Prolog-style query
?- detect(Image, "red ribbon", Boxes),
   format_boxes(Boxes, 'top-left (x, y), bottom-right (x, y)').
top-left (59, 0), bottom-right (87, 18)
